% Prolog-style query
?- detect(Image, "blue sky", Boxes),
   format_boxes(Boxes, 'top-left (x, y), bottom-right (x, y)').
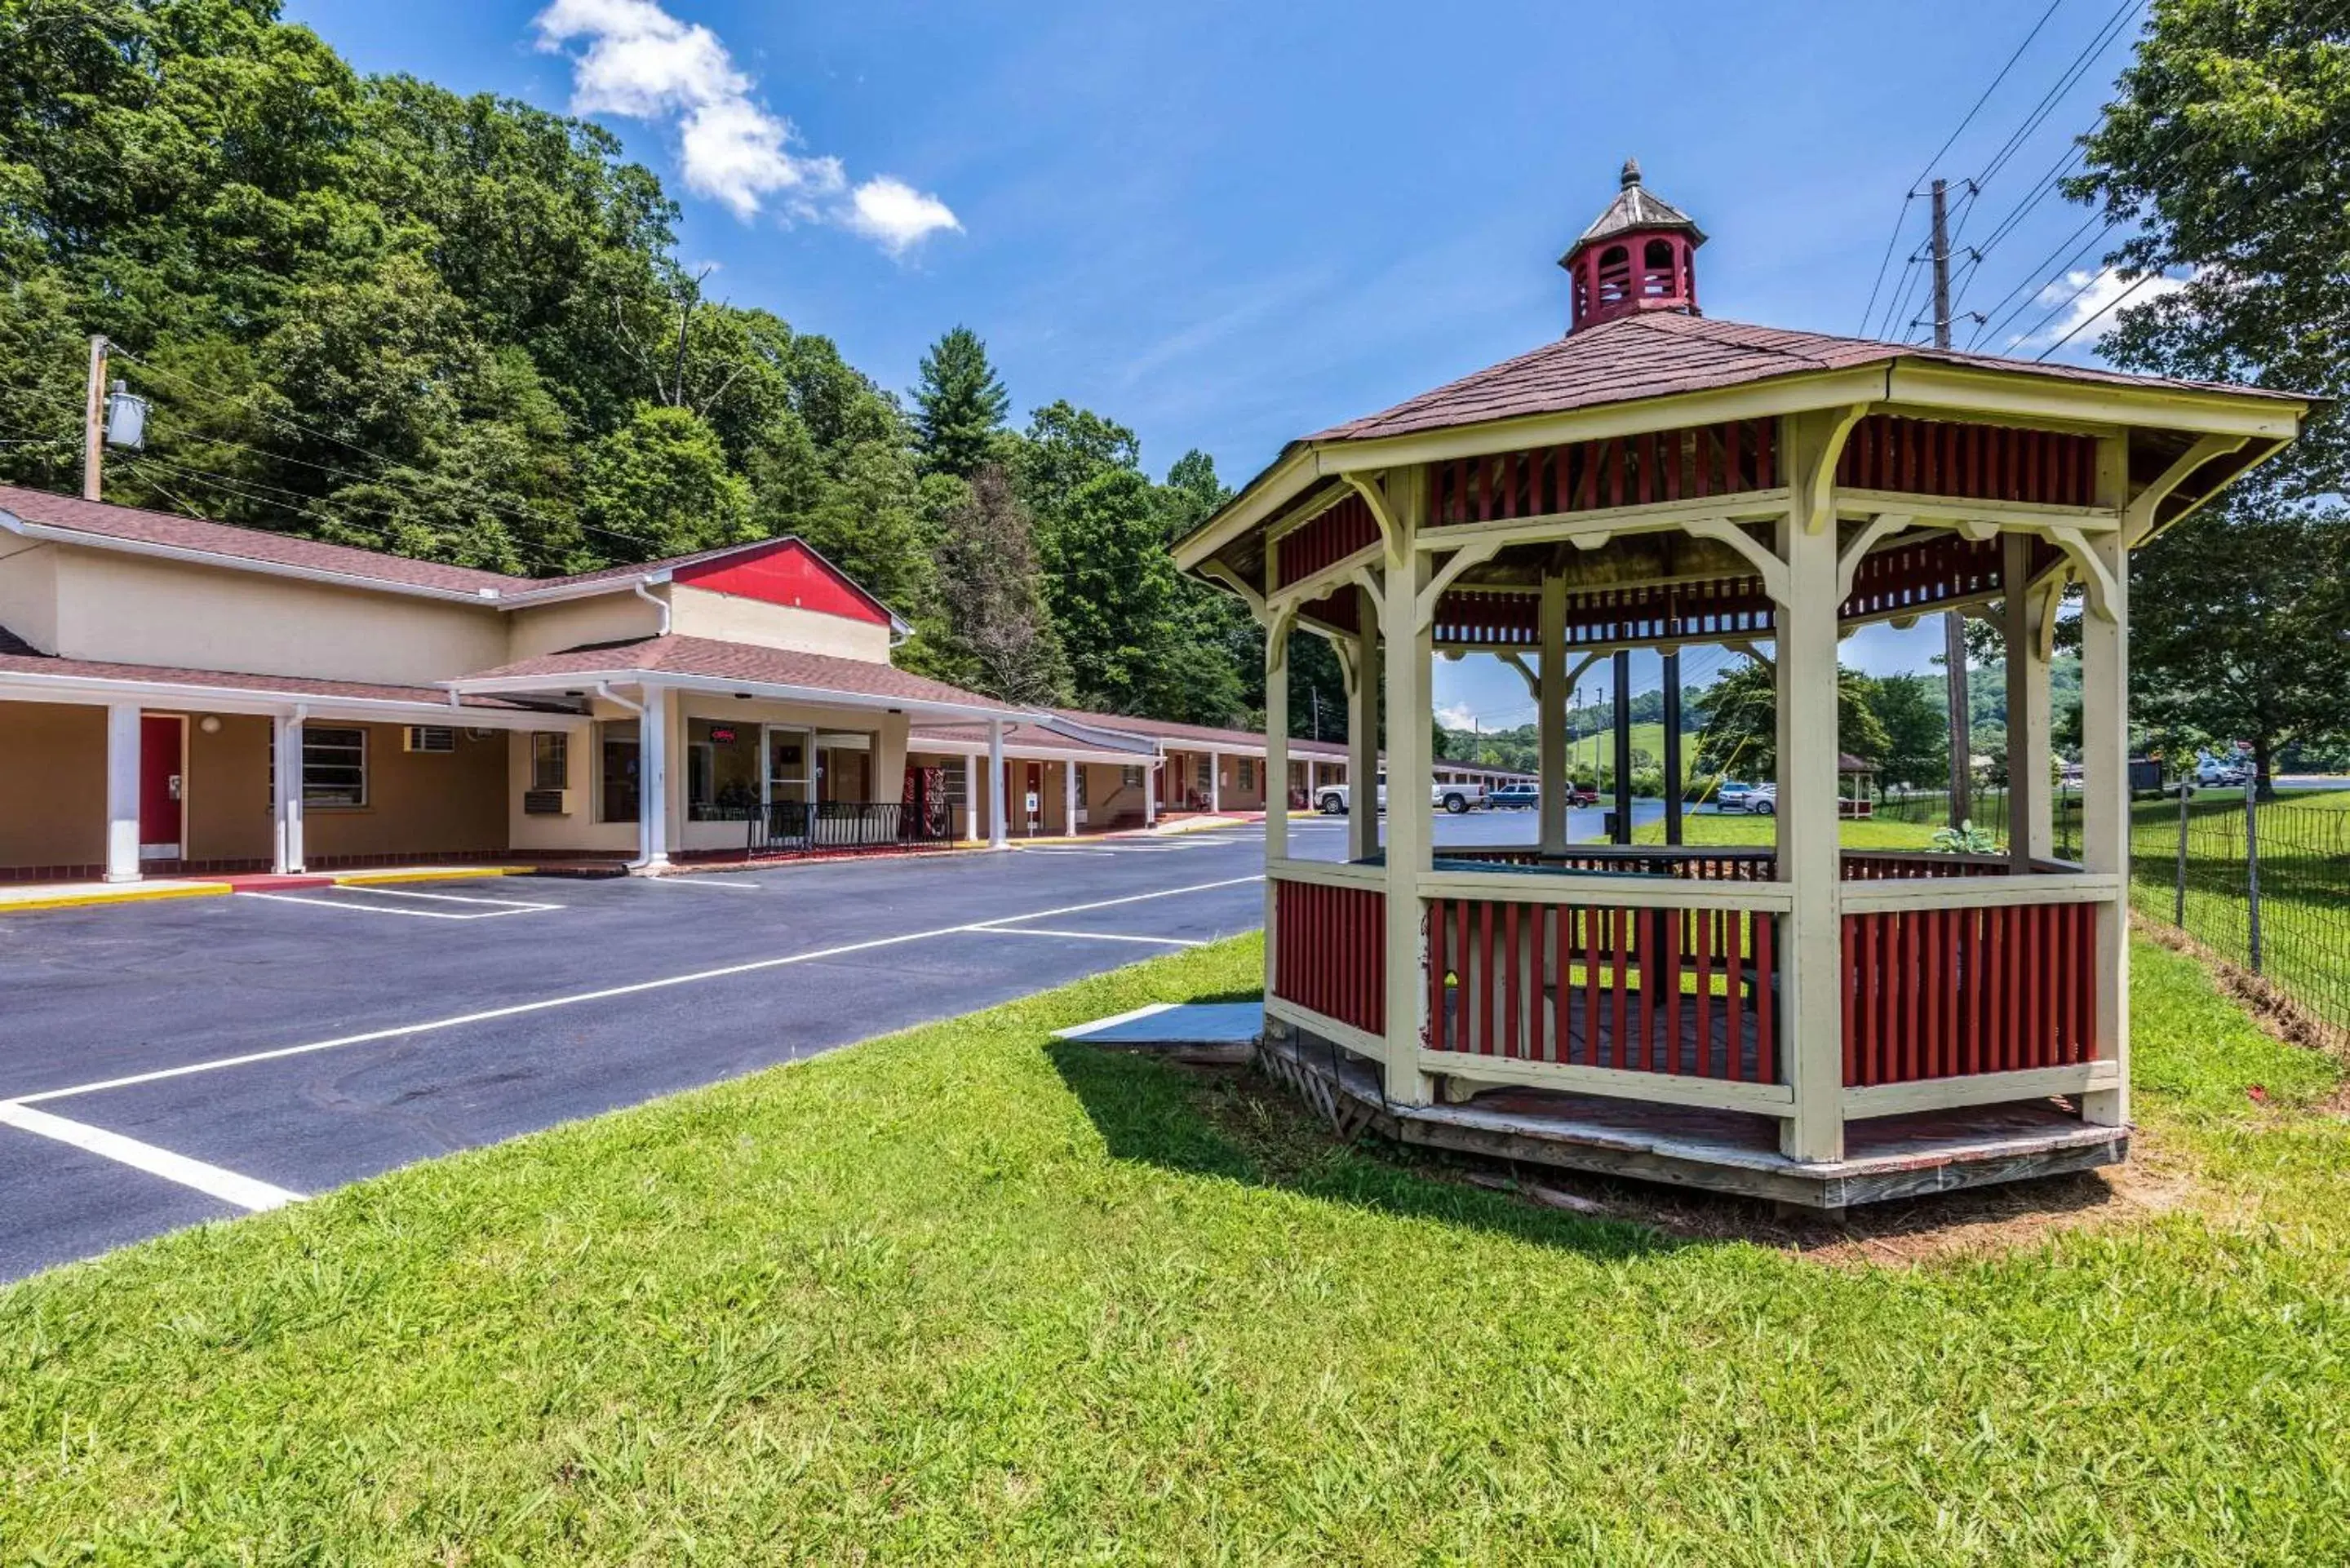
top-left (290, 0), bottom-right (2153, 722)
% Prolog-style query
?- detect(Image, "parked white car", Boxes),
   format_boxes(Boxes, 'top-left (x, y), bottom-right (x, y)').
top-left (1715, 781), bottom-right (1776, 815)
top-left (1312, 775), bottom-right (1483, 815)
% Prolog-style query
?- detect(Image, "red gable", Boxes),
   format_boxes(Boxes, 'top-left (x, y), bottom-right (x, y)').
top-left (671, 538), bottom-right (893, 627)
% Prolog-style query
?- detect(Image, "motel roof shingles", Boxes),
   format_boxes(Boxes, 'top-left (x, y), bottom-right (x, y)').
top-left (454, 635), bottom-right (1022, 713)
top-left (0, 485), bottom-right (838, 603)
top-left (1301, 311), bottom-right (2299, 446)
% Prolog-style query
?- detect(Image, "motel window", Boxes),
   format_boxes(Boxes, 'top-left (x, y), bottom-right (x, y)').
top-left (1122, 765), bottom-right (1145, 788)
top-left (530, 732), bottom-right (568, 791)
top-left (302, 726), bottom-right (367, 808)
top-left (599, 720), bottom-right (639, 824)
top-left (687, 718), bottom-right (760, 820)
top-left (1195, 755), bottom-right (1212, 791)
top-left (1074, 767), bottom-right (1089, 808)
top-left (939, 756), bottom-right (969, 807)
top-left (1239, 757), bottom-right (1255, 791)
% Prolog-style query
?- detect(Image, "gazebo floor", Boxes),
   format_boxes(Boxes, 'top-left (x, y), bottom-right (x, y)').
top-left (1258, 1030), bottom-right (2126, 1210)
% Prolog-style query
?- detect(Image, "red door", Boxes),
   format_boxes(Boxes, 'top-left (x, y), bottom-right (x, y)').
top-left (140, 714), bottom-right (184, 858)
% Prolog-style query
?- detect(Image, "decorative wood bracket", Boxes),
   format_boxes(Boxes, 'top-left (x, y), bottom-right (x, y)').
top-left (1343, 472), bottom-right (1403, 564)
top-left (1835, 512), bottom-right (1913, 600)
top-left (2033, 576), bottom-right (2065, 663)
top-left (1798, 403), bottom-right (1870, 534)
top-left (1726, 638), bottom-right (1772, 671)
top-left (1496, 651), bottom-right (1538, 698)
top-left (1348, 565), bottom-right (1386, 634)
top-left (2123, 432), bottom-right (2248, 545)
top-left (1683, 516), bottom-right (1791, 606)
top-left (2046, 526), bottom-right (2118, 622)
top-left (1415, 540), bottom-right (1504, 632)
top-left (1199, 560), bottom-right (1266, 621)
top-left (1263, 599), bottom-right (1301, 678)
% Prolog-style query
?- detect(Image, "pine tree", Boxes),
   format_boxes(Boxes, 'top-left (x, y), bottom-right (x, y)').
top-left (911, 326), bottom-right (1010, 479)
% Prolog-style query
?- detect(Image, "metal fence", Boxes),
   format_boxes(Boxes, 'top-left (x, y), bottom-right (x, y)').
top-left (1876, 785), bottom-right (2350, 1043)
top-left (747, 800), bottom-right (956, 854)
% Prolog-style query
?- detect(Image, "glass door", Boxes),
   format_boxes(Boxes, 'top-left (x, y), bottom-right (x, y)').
top-left (762, 727), bottom-right (812, 846)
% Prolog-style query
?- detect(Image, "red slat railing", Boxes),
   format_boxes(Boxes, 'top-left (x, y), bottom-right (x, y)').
top-left (1272, 879), bottom-right (1385, 1037)
top-left (1840, 900), bottom-right (2097, 1085)
top-left (1426, 896), bottom-right (1783, 1082)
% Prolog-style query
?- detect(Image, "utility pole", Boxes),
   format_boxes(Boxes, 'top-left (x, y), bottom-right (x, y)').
top-left (82, 334), bottom-right (109, 502)
top-left (1931, 179), bottom-right (1971, 827)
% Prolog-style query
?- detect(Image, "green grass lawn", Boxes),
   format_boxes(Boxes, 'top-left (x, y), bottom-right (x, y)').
top-left (5, 939), bottom-right (2348, 1563)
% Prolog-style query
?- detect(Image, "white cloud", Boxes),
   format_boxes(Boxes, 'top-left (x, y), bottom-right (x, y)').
top-left (2015, 268), bottom-right (2188, 352)
top-left (1434, 702), bottom-right (1484, 731)
top-left (533, 0), bottom-right (954, 250)
top-left (843, 176), bottom-right (963, 255)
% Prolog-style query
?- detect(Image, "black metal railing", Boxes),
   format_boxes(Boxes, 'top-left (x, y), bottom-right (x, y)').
top-left (749, 800), bottom-right (955, 854)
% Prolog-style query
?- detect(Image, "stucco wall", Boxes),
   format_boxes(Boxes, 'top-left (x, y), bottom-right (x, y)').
top-left (51, 549), bottom-right (509, 685)
top-left (186, 713), bottom-right (273, 863)
top-left (303, 722), bottom-right (508, 859)
top-left (0, 539), bottom-right (60, 653)
top-left (0, 701), bottom-right (104, 868)
top-left (1081, 762), bottom-right (1147, 826)
top-left (506, 592), bottom-right (662, 661)
top-left (667, 584), bottom-right (893, 664)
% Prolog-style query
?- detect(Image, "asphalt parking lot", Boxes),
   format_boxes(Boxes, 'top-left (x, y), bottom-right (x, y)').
top-left (0, 804), bottom-right (1659, 1280)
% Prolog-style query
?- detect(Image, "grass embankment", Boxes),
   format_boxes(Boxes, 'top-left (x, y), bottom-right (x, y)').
top-left (5, 940), bottom-right (2348, 1561)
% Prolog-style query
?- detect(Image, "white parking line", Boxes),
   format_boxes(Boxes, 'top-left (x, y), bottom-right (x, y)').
top-left (238, 893), bottom-right (549, 921)
top-left (7, 874), bottom-right (1262, 1108)
top-left (326, 886), bottom-right (561, 909)
top-left (974, 928), bottom-right (1202, 948)
top-left (0, 1102), bottom-right (304, 1211)
top-left (640, 876), bottom-right (765, 889)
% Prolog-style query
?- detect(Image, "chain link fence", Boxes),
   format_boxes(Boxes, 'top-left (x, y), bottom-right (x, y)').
top-left (1875, 784), bottom-right (2350, 1044)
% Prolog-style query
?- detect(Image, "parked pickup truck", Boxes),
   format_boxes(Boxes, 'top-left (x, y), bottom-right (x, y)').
top-left (1312, 776), bottom-right (1486, 815)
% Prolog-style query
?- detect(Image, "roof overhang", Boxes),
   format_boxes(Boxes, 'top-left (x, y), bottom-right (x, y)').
top-left (0, 667), bottom-right (562, 726)
top-left (442, 666), bottom-right (1038, 727)
top-left (1174, 356), bottom-right (2310, 576)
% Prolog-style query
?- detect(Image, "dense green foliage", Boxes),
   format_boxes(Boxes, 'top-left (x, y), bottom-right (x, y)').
top-left (2072, 0), bottom-right (2350, 787)
top-left (1690, 658), bottom-right (1891, 782)
top-left (0, 0), bottom-right (1266, 726)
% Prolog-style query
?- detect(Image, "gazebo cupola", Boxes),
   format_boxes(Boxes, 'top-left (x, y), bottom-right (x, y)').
top-left (1562, 158), bottom-right (1704, 332)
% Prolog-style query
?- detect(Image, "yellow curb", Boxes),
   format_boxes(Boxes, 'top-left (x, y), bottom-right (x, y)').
top-left (0, 883), bottom-right (233, 914)
top-left (332, 866), bottom-right (531, 888)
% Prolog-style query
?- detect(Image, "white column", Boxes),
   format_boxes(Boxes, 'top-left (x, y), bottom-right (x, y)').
top-left (1380, 470), bottom-right (1433, 1106)
top-left (1537, 574), bottom-right (1568, 854)
top-left (986, 720), bottom-right (1008, 847)
top-left (104, 701), bottom-right (141, 882)
top-left (2081, 439), bottom-right (2131, 1128)
top-left (273, 708), bottom-right (305, 875)
top-left (640, 684), bottom-right (671, 868)
top-left (1304, 758), bottom-right (1317, 801)
top-left (2004, 531), bottom-right (2052, 869)
top-left (1064, 757), bottom-right (1079, 835)
top-left (1346, 590), bottom-right (1380, 862)
top-left (1779, 414), bottom-right (1846, 1163)
top-left (1142, 753), bottom-right (1158, 826)
top-left (1208, 748), bottom-right (1222, 813)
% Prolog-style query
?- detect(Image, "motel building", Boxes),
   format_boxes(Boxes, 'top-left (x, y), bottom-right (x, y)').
top-left (1177, 163), bottom-right (2306, 1207)
top-left (0, 482), bottom-right (1332, 884)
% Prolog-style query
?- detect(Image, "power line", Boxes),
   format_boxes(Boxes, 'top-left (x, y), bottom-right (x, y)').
top-left (2035, 270), bottom-right (2159, 359)
top-left (107, 347), bottom-right (661, 557)
top-left (1860, 0), bottom-right (2067, 335)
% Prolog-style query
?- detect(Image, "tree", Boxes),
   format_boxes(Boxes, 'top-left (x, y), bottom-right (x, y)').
top-left (2075, 1), bottom-right (2350, 497)
top-left (2128, 508), bottom-right (2350, 795)
top-left (580, 405), bottom-right (753, 560)
top-left (1861, 673), bottom-right (1949, 791)
top-left (1692, 658), bottom-right (1889, 781)
top-left (2070, 6), bottom-right (2350, 791)
top-left (1036, 464), bottom-right (1177, 713)
top-left (933, 464), bottom-right (1066, 705)
top-left (911, 326), bottom-right (1009, 479)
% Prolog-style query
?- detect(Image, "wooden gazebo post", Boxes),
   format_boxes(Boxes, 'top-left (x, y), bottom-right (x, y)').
top-left (1778, 406), bottom-right (1857, 1162)
top-left (1377, 468), bottom-right (1435, 1107)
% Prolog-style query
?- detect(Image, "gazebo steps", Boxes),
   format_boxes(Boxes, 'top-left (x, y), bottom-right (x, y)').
top-left (1257, 1029), bottom-right (2126, 1211)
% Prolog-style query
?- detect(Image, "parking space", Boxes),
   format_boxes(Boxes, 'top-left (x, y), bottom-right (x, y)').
top-left (0, 838), bottom-right (1270, 1279)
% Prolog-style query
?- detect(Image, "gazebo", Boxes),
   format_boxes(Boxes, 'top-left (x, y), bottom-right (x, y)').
top-left (1177, 163), bottom-right (2305, 1207)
